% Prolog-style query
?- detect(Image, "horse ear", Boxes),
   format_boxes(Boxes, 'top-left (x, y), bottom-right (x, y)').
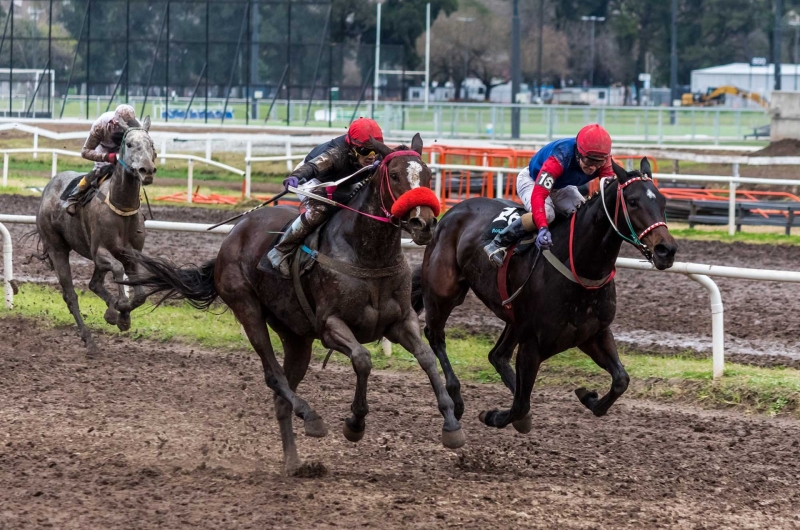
top-left (611, 158), bottom-right (629, 183)
top-left (143, 115), bottom-right (151, 132)
top-left (410, 133), bottom-right (423, 155)
top-left (369, 136), bottom-right (392, 158)
top-left (640, 156), bottom-right (652, 178)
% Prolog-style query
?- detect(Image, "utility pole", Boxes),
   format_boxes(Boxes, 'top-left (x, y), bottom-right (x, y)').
top-left (670, 0), bottom-right (678, 123)
top-left (424, 3), bottom-right (431, 109)
top-left (373, 2), bottom-right (381, 108)
top-left (790, 15), bottom-right (800, 90)
top-left (511, 0), bottom-right (521, 138)
top-left (581, 15), bottom-right (605, 88)
top-left (250, 0), bottom-right (260, 119)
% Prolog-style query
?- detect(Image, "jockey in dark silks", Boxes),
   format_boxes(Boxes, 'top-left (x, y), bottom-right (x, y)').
top-left (266, 117), bottom-right (385, 276)
top-left (483, 123), bottom-right (615, 266)
top-left (64, 104), bottom-right (139, 216)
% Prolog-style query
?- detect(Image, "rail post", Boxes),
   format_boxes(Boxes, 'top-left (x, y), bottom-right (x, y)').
top-left (33, 132), bottom-right (38, 159)
top-left (187, 158), bottom-right (194, 204)
top-left (0, 221), bottom-right (13, 309)
top-left (205, 137), bottom-right (212, 160)
top-left (728, 163), bottom-right (739, 236)
top-left (2, 153), bottom-right (8, 188)
top-left (688, 273), bottom-right (724, 379)
top-left (160, 139), bottom-right (167, 166)
top-left (431, 151), bottom-right (442, 200)
top-left (51, 152), bottom-right (58, 178)
top-left (285, 140), bottom-right (293, 172)
top-left (381, 337), bottom-right (392, 356)
top-left (245, 140), bottom-right (252, 199)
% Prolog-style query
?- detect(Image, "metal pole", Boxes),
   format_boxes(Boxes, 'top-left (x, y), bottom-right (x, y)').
top-left (688, 274), bottom-right (725, 379)
top-left (373, 2), bottom-right (381, 108)
top-left (351, 65), bottom-right (375, 123)
top-left (245, 0), bottom-right (252, 125)
top-left (728, 164), bottom-right (738, 235)
top-left (511, 0), bottom-right (521, 138)
top-left (775, 0), bottom-right (783, 90)
top-left (221, 4), bottom-right (250, 124)
top-left (250, 0), bottom-right (260, 120)
top-left (424, 2), bottom-right (431, 109)
top-left (166, 0), bottom-right (170, 122)
top-left (328, 44), bottom-right (333, 127)
top-left (205, 0), bottom-right (209, 123)
top-left (589, 19), bottom-right (595, 87)
top-left (25, 60), bottom-right (51, 116)
top-left (304, 4), bottom-right (332, 126)
top-left (48, 0), bottom-right (53, 116)
top-left (670, 0), bottom-right (678, 124)
top-left (59, 1), bottom-right (89, 118)
top-left (795, 24), bottom-right (799, 91)
top-left (537, 0), bottom-right (544, 97)
top-left (125, 0), bottom-right (129, 103)
top-left (183, 63), bottom-right (207, 122)
top-left (8, 1), bottom-right (12, 117)
top-left (140, 2), bottom-right (169, 118)
top-left (86, 0), bottom-right (90, 119)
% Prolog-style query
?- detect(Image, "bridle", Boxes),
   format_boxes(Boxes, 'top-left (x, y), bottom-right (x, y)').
top-left (106, 126), bottom-right (154, 219)
top-left (599, 174), bottom-right (667, 262)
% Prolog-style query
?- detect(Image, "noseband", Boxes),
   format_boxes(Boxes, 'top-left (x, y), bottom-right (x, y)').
top-left (600, 175), bottom-right (667, 262)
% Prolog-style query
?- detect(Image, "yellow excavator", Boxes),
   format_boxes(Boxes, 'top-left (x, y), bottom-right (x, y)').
top-left (681, 86), bottom-right (768, 108)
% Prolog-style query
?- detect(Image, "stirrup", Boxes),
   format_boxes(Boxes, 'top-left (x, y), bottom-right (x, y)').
top-left (486, 245), bottom-right (508, 267)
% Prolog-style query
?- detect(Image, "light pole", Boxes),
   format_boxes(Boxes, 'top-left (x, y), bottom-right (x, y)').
top-left (581, 15), bottom-right (605, 88)
top-left (788, 15), bottom-right (800, 90)
top-left (511, 0), bottom-right (521, 138)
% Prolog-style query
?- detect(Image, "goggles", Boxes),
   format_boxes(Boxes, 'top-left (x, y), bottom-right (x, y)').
top-left (579, 154), bottom-right (607, 169)
top-left (352, 145), bottom-right (377, 157)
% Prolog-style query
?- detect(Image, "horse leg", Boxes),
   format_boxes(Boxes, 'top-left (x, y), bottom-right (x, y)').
top-left (422, 271), bottom-right (468, 420)
top-left (93, 248), bottom-right (131, 331)
top-left (274, 333), bottom-right (321, 476)
top-left (479, 339), bottom-right (541, 430)
top-left (576, 328), bottom-right (630, 417)
top-left (486, 324), bottom-right (532, 433)
top-left (321, 316), bottom-right (373, 443)
top-left (51, 247), bottom-right (97, 354)
top-left (386, 316), bottom-right (464, 449)
top-left (233, 297), bottom-right (325, 439)
top-left (87, 266), bottom-right (118, 326)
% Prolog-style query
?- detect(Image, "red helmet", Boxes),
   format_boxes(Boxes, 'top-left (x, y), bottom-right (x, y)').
top-left (347, 117), bottom-right (383, 147)
top-left (576, 124), bottom-right (611, 160)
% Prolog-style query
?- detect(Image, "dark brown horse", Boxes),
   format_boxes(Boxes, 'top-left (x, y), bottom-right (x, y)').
top-left (412, 158), bottom-right (677, 431)
top-left (124, 134), bottom-right (464, 475)
top-left (34, 117), bottom-right (156, 354)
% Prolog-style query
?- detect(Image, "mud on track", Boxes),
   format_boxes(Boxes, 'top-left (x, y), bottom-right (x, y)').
top-left (3, 193), bottom-right (800, 361)
top-left (1, 316), bottom-right (800, 529)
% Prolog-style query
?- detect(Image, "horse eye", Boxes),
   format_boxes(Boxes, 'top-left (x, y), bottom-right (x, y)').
top-left (126, 142), bottom-right (132, 148)
top-left (390, 172), bottom-right (399, 181)
top-left (628, 199), bottom-right (639, 208)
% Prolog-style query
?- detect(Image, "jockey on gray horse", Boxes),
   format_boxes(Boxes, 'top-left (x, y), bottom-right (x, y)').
top-left (64, 104), bottom-right (138, 216)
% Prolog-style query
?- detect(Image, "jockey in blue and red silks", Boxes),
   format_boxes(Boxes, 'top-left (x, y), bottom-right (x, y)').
top-left (483, 123), bottom-right (615, 266)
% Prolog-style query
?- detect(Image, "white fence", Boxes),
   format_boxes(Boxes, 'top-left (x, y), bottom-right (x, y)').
top-left (2, 214), bottom-right (800, 379)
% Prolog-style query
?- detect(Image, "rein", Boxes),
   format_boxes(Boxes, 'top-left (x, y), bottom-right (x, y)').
top-left (104, 126), bottom-right (155, 219)
top-left (600, 175), bottom-right (667, 262)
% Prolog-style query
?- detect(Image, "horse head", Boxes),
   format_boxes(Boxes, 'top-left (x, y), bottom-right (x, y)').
top-left (610, 157), bottom-right (677, 270)
top-left (369, 133), bottom-right (439, 245)
top-left (117, 115), bottom-right (157, 185)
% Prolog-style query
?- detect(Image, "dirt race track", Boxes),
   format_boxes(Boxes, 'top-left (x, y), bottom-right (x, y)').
top-left (1, 316), bottom-right (800, 529)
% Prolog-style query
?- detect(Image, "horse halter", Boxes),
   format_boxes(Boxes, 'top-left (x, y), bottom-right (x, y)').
top-left (378, 149), bottom-right (423, 223)
top-left (599, 175), bottom-right (668, 262)
top-left (116, 127), bottom-right (146, 175)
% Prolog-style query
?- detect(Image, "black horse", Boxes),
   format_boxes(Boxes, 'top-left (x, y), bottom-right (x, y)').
top-left (34, 117), bottom-right (156, 353)
top-left (412, 158), bottom-right (677, 431)
top-left (124, 134), bottom-right (464, 476)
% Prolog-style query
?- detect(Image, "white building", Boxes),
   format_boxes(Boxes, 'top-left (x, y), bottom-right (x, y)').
top-left (691, 63), bottom-right (800, 104)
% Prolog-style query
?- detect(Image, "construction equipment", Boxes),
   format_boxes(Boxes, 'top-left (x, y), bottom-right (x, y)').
top-left (681, 86), bottom-right (768, 109)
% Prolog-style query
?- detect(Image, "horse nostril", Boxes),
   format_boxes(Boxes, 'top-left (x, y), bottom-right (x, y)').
top-left (655, 243), bottom-right (676, 258)
top-left (408, 217), bottom-right (425, 232)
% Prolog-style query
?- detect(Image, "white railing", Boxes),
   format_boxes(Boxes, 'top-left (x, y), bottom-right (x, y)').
top-left (2, 213), bottom-right (800, 378)
top-left (0, 148), bottom-right (245, 204)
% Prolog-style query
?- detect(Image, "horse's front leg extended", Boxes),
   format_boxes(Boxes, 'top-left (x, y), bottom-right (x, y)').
top-left (121, 257), bottom-right (147, 311)
top-left (479, 338), bottom-right (541, 431)
top-left (386, 316), bottom-right (464, 449)
top-left (88, 265), bottom-right (119, 326)
top-left (576, 328), bottom-right (629, 417)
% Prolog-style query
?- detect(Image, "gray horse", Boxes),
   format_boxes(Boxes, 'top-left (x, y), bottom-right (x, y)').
top-left (34, 117), bottom-right (156, 353)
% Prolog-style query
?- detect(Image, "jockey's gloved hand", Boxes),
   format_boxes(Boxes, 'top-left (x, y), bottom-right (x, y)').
top-left (535, 227), bottom-right (552, 250)
top-left (107, 153), bottom-right (118, 164)
top-left (283, 176), bottom-right (299, 190)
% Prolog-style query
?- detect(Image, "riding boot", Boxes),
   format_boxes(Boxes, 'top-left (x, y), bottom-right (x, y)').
top-left (266, 203), bottom-right (331, 276)
top-left (483, 218), bottom-right (528, 268)
top-left (64, 170), bottom-right (98, 216)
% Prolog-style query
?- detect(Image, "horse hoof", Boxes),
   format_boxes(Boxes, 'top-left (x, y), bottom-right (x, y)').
top-left (304, 417), bottom-right (328, 438)
top-left (103, 307), bottom-right (119, 325)
top-left (512, 414), bottom-right (533, 434)
top-left (441, 427), bottom-right (466, 449)
top-left (575, 387), bottom-right (599, 409)
top-left (342, 422), bottom-right (365, 443)
top-left (115, 300), bottom-right (132, 313)
top-left (478, 410), bottom-right (488, 424)
top-left (117, 312), bottom-right (131, 332)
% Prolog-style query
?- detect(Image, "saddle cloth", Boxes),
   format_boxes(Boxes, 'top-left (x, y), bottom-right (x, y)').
top-left (256, 219), bottom-right (323, 276)
top-left (488, 200), bottom-right (535, 255)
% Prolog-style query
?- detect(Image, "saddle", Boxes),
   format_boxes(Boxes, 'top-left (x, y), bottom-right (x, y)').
top-left (59, 170), bottom-right (114, 207)
top-left (487, 200), bottom-right (536, 254)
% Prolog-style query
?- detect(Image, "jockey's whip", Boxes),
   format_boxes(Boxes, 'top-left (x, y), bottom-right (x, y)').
top-left (205, 160), bottom-right (380, 231)
top-left (205, 189), bottom-right (290, 231)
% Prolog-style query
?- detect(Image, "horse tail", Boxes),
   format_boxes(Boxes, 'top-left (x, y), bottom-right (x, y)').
top-left (20, 228), bottom-right (54, 270)
top-left (124, 252), bottom-right (218, 311)
top-left (410, 264), bottom-right (424, 314)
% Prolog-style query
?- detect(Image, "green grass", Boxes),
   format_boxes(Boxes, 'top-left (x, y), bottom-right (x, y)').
top-left (670, 227), bottom-right (800, 245)
top-left (4, 283), bottom-right (800, 418)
